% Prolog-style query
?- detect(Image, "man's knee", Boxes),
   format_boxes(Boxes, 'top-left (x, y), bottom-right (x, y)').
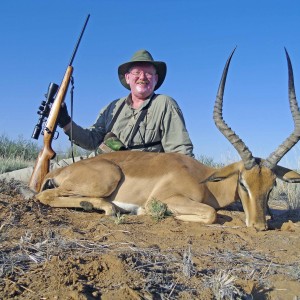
top-left (50, 156), bottom-right (85, 170)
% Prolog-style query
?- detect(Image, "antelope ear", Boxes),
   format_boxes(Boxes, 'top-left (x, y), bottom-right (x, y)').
top-left (273, 165), bottom-right (300, 183)
top-left (201, 163), bottom-right (240, 183)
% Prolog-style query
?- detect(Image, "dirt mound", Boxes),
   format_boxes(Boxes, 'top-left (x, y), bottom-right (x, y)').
top-left (0, 179), bottom-right (299, 299)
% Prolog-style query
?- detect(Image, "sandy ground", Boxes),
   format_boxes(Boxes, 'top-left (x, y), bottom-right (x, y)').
top-left (0, 179), bottom-right (299, 300)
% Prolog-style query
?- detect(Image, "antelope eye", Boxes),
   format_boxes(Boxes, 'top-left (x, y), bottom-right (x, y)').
top-left (239, 180), bottom-right (248, 192)
top-left (267, 188), bottom-right (273, 199)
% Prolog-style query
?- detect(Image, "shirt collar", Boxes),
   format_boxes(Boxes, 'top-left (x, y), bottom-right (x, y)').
top-left (125, 93), bottom-right (155, 110)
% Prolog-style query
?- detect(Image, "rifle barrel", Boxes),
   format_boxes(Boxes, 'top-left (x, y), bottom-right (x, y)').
top-left (69, 14), bottom-right (90, 66)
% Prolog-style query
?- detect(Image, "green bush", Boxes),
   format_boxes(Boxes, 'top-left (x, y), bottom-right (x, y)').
top-left (0, 134), bottom-right (40, 173)
top-left (147, 198), bottom-right (172, 222)
top-left (0, 134), bottom-right (92, 174)
top-left (0, 157), bottom-right (34, 173)
top-left (0, 134), bottom-right (40, 161)
top-left (197, 154), bottom-right (224, 168)
top-left (54, 144), bottom-right (92, 162)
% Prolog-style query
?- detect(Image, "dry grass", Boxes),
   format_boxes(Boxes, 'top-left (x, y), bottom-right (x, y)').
top-left (205, 270), bottom-right (247, 300)
top-left (113, 211), bottom-right (127, 225)
top-left (271, 179), bottom-right (300, 210)
top-left (1, 179), bottom-right (300, 299)
top-left (2, 226), bottom-right (298, 299)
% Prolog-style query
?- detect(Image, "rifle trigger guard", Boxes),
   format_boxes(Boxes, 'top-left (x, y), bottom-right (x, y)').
top-left (54, 131), bottom-right (59, 140)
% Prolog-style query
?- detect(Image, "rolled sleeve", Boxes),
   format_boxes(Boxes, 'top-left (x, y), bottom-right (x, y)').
top-left (160, 97), bottom-right (194, 157)
top-left (64, 100), bottom-right (122, 151)
top-left (64, 121), bottom-right (105, 150)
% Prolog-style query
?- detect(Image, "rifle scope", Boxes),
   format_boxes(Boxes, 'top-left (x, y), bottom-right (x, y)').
top-left (31, 82), bottom-right (59, 140)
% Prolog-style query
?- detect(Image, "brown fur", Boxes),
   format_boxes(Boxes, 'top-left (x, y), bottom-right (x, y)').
top-left (36, 151), bottom-right (300, 231)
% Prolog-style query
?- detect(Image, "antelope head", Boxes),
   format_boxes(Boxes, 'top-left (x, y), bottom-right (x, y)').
top-left (212, 48), bottom-right (300, 230)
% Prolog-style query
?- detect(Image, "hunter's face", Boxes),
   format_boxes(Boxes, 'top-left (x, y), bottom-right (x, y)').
top-left (125, 63), bottom-right (158, 99)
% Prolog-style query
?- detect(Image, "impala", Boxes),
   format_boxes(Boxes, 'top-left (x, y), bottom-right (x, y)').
top-left (36, 49), bottom-right (300, 231)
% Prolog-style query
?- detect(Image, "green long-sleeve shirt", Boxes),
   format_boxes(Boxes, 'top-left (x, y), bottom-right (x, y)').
top-left (65, 93), bottom-right (194, 157)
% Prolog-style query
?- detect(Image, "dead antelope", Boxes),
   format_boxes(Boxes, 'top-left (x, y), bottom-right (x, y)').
top-left (36, 49), bottom-right (300, 231)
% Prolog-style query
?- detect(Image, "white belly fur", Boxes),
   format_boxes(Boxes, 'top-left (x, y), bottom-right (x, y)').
top-left (112, 201), bottom-right (141, 214)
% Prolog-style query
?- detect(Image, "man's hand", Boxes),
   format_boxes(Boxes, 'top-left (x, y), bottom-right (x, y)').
top-left (58, 103), bottom-right (71, 128)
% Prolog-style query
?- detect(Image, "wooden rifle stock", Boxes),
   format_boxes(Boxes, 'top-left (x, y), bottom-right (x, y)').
top-left (29, 14), bottom-right (90, 193)
top-left (29, 66), bottom-right (73, 192)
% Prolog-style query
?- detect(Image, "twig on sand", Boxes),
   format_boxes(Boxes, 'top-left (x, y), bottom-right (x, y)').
top-left (4, 278), bottom-right (35, 294)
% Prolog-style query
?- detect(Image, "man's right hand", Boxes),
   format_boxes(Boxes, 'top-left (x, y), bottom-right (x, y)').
top-left (57, 103), bottom-right (71, 128)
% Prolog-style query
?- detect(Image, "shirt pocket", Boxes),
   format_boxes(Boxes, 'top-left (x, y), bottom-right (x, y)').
top-left (137, 121), bottom-right (159, 144)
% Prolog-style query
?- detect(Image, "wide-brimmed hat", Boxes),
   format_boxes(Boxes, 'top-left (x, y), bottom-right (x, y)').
top-left (118, 49), bottom-right (167, 91)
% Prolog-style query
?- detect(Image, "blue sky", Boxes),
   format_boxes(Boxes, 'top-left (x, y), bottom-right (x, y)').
top-left (1, 1), bottom-right (300, 168)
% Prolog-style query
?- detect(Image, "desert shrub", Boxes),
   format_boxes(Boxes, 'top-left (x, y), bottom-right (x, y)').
top-left (146, 198), bottom-right (172, 222)
top-left (197, 154), bottom-right (225, 168)
top-left (0, 134), bottom-right (91, 173)
top-left (205, 270), bottom-right (247, 300)
top-left (54, 144), bottom-right (92, 162)
top-left (113, 211), bottom-right (126, 225)
top-left (0, 134), bottom-right (40, 161)
top-left (0, 134), bottom-right (40, 173)
top-left (272, 179), bottom-right (300, 210)
top-left (0, 157), bottom-right (34, 173)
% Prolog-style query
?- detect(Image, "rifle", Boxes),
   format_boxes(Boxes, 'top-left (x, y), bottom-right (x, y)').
top-left (29, 14), bottom-right (90, 193)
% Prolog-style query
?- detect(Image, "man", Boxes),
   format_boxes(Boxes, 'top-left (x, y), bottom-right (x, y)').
top-left (0, 49), bottom-right (194, 184)
top-left (59, 49), bottom-right (194, 156)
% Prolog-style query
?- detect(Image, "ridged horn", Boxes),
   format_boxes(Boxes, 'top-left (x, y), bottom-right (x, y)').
top-left (263, 49), bottom-right (300, 169)
top-left (214, 48), bottom-right (256, 170)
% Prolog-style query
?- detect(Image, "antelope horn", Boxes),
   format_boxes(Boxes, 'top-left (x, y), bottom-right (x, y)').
top-left (263, 49), bottom-right (300, 169)
top-left (214, 48), bottom-right (256, 170)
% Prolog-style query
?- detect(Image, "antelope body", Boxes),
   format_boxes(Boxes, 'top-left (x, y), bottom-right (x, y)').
top-left (36, 49), bottom-right (300, 231)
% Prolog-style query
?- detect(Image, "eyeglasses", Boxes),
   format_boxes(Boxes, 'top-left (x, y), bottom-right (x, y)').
top-left (129, 70), bottom-right (156, 79)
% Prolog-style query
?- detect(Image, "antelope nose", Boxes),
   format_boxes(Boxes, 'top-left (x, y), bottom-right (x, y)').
top-left (253, 222), bottom-right (268, 231)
